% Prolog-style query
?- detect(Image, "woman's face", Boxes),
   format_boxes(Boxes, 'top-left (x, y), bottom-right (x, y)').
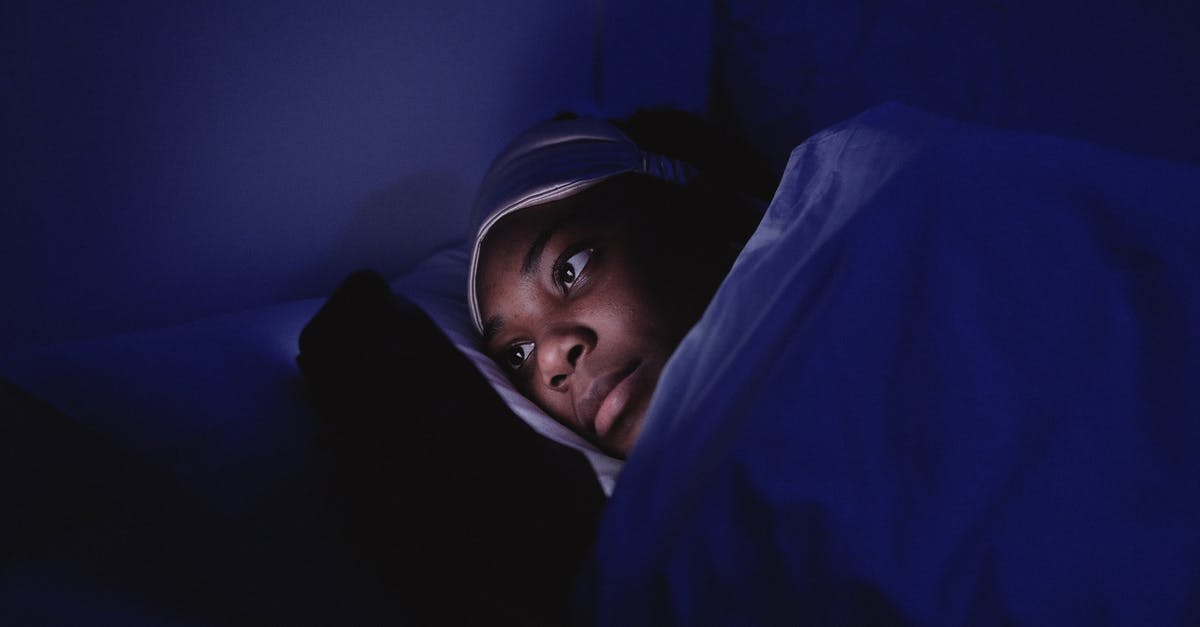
top-left (475, 193), bottom-right (697, 458)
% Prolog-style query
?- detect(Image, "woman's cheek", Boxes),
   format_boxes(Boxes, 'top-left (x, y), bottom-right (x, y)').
top-left (523, 379), bottom-right (575, 427)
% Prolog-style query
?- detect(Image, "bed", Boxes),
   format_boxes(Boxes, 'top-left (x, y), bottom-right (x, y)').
top-left (578, 102), bottom-right (1200, 625)
top-left (0, 257), bottom-right (610, 626)
top-left (5, 1), bottom-right (1200, 625)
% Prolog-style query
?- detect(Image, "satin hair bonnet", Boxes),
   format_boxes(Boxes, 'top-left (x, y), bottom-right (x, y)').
top-left (467, 117), bottom-right (695, 333)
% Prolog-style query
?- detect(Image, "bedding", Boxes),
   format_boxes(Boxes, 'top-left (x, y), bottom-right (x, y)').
top-left (578, 103), bottom-right (1200, 625)
top-left (0, 257), bottom-right (609, 625)
top-left (0, 298), bottom-right (403, 625)
top-left (0, 260), bottom-right (604, 619)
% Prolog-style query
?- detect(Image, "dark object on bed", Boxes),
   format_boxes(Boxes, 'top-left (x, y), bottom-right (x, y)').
top-left (297, 270), bottom-right (606, 626)
top-left (0, 379), bottom-right (260, 624)
top-left (581, 103), bottom-right (1200, 626)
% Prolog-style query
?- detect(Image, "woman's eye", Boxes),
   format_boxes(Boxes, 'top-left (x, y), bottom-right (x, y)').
top-left (504, 341), bottom-right (535, 370)
top-left (556, 248), bottom-right (592, 291)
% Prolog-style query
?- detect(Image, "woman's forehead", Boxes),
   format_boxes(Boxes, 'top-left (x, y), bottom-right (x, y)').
top-left (477, 204), bottom-right (565, 286)
top-left (480, 197), bottom-right (611, 262)
top-left (480, 203), bottom-right (566, 269)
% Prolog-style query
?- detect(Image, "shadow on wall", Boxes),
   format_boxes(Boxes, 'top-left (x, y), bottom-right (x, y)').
top-left (0, 0), bottom-right (606, 352)
top-left (714, 0), bottom-right (1200, 170)
top-left (290, 170), bottom-right (468, 297)
top-left (0, 0), bottom-right (713, 353)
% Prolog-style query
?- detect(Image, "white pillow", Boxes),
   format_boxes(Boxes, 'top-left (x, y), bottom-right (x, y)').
top-left (390, 244), bottom-right (622, 495)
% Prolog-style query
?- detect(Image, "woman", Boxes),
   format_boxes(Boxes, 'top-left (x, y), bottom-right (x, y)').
top-left (468, 110), bottom-right (774, 458)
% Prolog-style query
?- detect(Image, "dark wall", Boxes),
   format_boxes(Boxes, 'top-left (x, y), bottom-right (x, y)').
top-left (714, 0), bottom-right (1200, 170)
top-left (1, 0), bottom-right (711, 352)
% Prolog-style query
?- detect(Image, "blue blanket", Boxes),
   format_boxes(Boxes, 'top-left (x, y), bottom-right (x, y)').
top-left (580, 104), bottom-right (1200, 625)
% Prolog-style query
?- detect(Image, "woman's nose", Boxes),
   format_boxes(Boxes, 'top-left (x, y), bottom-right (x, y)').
top-left (537, 327), bottom-right (592, 389)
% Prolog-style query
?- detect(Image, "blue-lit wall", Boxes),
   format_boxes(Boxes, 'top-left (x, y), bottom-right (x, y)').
top-left (6, 0), bottom-right (1197, 353)
top-left (1, 0), bottom-right (711, 352)
top-left (713, 0), bottom-right (1200, 170)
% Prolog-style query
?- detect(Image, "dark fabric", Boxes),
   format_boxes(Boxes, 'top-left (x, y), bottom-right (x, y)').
top-left (0, 379), bottom-right (258, 625)
top-left (298, 270), bottom-right (607, 627)
top-left (580, 104), bottom-right (1200, 626)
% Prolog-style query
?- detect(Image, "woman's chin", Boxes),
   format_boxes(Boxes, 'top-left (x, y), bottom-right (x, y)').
top-left (597, 357), bottom-right (665, 458)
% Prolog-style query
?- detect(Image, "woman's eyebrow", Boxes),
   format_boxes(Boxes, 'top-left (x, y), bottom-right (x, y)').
top-left (521, 225), bottom-right (558, 274)
top-left (521, 214), bottom-right (578, 274)
top-left (482, 316), bottom-right (503, 343)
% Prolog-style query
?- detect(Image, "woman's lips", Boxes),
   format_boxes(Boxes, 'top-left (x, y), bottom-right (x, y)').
top-left (578, 361), bottom-right (641, 439)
